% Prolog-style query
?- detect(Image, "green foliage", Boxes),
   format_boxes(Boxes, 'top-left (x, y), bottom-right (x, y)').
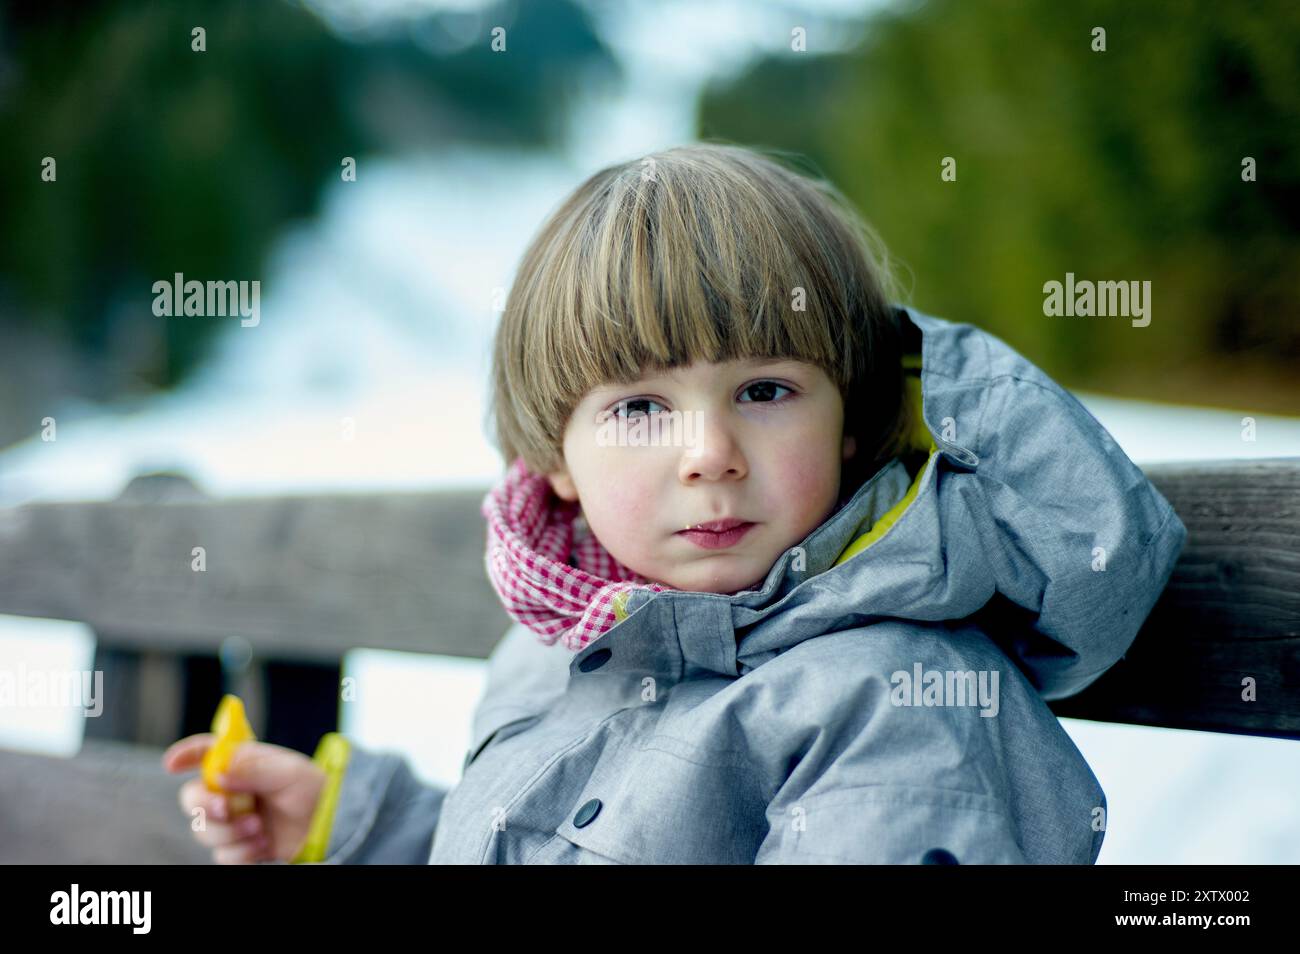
top-left (699, 0), bottom-right (1300, 408)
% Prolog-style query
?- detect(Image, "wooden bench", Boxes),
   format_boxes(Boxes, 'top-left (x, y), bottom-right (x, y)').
top-left (1, 458), bottom-right (1296, 862)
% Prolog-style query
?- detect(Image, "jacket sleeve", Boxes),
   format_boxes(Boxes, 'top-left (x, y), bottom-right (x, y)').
top-left (755, 783), bottom-right (1029, 864)
top-left (751, 625), bottom-right (1106, 865)
top-left (959, 373), bottom-right (1188, 700)
top-left (752, 647), bottom-right (1034, 865)
top-left (316, 742), bottom-right (447, 865)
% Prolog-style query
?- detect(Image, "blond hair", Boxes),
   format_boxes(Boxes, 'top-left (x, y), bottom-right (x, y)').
top-left (488, 142), bottom-right (911, 490)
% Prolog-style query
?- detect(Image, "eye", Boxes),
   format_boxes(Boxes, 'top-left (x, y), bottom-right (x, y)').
top-left (609, 397), bottom-right (668, 419)
top-left (737, 380), bottom-right (795, 404)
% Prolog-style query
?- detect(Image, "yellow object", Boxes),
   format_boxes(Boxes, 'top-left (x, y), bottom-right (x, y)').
top-left (832, 449), bottom-right (934, 566)
top-left (202, 694), bottom-right (257, 816)
top-left (291, 732), bottom-right (352, 864)
top-left (612, 590), bottom-right (631, 623)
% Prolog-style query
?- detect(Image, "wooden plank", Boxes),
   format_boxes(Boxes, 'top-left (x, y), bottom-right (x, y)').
top-left (0, 487), bottom-right (511, 662)
top-left (0, 739), bottom-right (212, 864)
top-left (1050, 458), bottom-right (1300, 738)
top-left (1, 459), bottom-right (1297, 737)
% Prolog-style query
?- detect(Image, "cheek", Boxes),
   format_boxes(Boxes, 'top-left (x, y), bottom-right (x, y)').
top-left (573, 454), bottom-right (664, 543)
top-left (762, 429), bottom-right (843, 522)
top-left (593, 481), bottom-right (659, 527)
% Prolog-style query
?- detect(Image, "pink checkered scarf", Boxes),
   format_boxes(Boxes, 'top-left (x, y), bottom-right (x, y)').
top-left (482, 456), bottom-right (673, 651)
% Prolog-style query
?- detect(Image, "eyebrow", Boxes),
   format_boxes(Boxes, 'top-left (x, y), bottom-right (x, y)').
top-left (591, 358), bottom-right (808, 394)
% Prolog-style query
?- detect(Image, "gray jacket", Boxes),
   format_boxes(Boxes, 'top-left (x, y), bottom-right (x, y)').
top-left (320, 305), bottom-right (1187, 864)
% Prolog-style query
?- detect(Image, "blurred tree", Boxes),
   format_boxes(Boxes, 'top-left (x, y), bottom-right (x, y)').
top-left (0, 0), bottom-right (616, 445)
top-left (699, 0), bottom-right (1300, 412)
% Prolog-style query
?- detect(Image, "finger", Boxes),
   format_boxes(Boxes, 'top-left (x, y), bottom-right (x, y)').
top-left (162, 734), bottom-right (216, 773)
top-left (162, 733), bottom-right (213, 772)
top-left (179, 778), bottom-right (211, 815)
top-left (223, 745), bottom-right (295, 793)
top-left (195, 821), bottom-right (239, 850)
top-left (213, 834), bottom-right (271, 865)
top-left (179, 779), bottom-right (229, 822)
top-left (197, 813), bottom-right (264, 850)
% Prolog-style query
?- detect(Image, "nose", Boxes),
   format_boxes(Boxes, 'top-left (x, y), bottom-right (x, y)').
top-left (678, 409), bottom-right (748, 483)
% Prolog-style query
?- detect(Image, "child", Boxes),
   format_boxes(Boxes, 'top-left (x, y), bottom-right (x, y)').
top-left (165, 142), bottom-right (1187, 864)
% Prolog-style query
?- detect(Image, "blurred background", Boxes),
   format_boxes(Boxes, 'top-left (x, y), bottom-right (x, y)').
top-left (0, 0), bottom-right (1297, 863)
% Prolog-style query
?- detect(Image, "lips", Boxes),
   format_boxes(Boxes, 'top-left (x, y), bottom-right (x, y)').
top-left (680, 518), bottom-right (751, 533)
top-left (676, 518), bottom-right (757, 550)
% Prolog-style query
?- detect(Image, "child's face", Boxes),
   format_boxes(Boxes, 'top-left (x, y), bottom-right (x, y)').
top-left (547, 358), bottom-right (857, 594)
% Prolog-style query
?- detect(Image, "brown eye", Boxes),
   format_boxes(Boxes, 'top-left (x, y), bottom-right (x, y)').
top-left (613, 397), bottom-right (667, 418)
top-left (738, 381), bottom-right (793, 404)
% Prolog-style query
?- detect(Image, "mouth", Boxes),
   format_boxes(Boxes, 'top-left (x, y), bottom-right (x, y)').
top-left (675, 518), bottom-right (757, 550)
top-left (681, 518), bottom-right (750, 533)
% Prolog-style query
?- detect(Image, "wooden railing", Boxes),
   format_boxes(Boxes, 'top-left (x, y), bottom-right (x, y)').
top-left (1, 458), bottom-right (1297, 861)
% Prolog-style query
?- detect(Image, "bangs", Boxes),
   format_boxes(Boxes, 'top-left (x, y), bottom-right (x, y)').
top-left (553, 164), bottom-right (859, 391)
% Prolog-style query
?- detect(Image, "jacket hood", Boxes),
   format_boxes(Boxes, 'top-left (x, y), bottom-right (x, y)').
top-left (570, 305), bottom-right (1188, 700)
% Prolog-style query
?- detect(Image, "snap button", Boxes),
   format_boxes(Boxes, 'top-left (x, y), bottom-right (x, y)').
top-left (921, 847), bottom-right (959, 865)
top-left (573, 798), bottom-right (603, 828)
top-left (578, 648), bottom-right (612, 672)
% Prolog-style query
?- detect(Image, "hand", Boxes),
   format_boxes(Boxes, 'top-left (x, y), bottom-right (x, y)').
top-left (163, 733), bottom-right (327, 864)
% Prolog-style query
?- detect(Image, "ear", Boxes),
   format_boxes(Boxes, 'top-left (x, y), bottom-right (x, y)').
top-left (547, 466), bottom-right (579, 503)
top-left (841, 433), bottom-right (857, 461)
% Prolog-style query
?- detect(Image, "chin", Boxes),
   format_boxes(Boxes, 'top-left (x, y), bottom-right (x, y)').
top-left (677, 566), bottom-right (765, 596)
